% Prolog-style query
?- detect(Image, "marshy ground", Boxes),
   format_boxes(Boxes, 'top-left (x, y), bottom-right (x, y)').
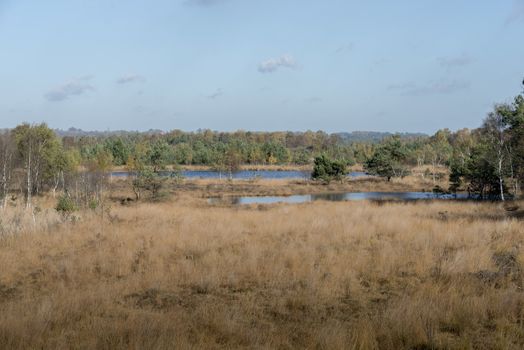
top-left (0, 179), bottom-right (523, 349)
top-left (110, 171), bottom-right (451, 200)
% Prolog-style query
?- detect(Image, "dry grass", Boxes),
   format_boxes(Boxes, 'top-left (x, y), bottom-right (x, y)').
top-left (185, 175), bottom-right (449, 198)
top-left (0, 196), bottom-right (523, 349)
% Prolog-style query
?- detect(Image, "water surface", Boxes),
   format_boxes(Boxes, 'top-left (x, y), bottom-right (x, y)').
top-left (209, 192), bottom-right (473, 205)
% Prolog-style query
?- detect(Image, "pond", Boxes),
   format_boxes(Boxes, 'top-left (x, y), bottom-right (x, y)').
top-left (111, 170), bottom-right (369, 180)
top-left (209, 191), bottom-right (474, 205)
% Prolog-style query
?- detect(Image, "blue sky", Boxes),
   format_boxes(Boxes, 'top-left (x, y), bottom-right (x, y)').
top-left (0, 0), bottom-right (523, 133)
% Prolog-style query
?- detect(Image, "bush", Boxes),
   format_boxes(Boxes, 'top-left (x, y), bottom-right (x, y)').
top-left (88, 199), bottom-right (99, 210)
top-left (56, 195), bottom-right (77, 214)
top-left (311, 155), bottom-right (347, 183)
top-left (132, 168), bottom-right (168, 201)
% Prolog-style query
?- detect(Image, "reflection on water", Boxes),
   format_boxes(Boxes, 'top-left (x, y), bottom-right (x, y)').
top-left (112, 170), bottom-right (369, 180)
top-left (209, 192), bottom-right (474, 205)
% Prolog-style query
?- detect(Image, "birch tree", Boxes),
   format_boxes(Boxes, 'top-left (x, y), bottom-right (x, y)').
top-left (13, 123), bottom-right (59, 208)
top-left (0, 132), bottom-right (15, 208)
top-left (482, 111), bottom-right (510, 201)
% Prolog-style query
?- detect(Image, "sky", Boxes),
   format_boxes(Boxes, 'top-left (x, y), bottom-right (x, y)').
top-left (0, 0), bottom-right (523, 133)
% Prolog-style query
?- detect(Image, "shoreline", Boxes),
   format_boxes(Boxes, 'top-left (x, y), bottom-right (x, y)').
top-left (108, 176), bottom-right (455, 201)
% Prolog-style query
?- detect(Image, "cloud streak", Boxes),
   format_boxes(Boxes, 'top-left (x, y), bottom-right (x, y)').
top-left (506, 0), bottom-right (524, 24)
top-left (258, 54), bottom-right (297, 73)
top-left (185, 0), bottom-right (227, 7)
top-left (206, 88), bottom-right (223, 99)
top-left (44, 76), bottom-right (95, 102)
top-left (305, 97), bottom-right (322, 104)
top-left (388, 80), bottom-right (470, 96)
top-left (335, 43), bottom-right (354, 54)
top-left (116, 74), bottom-right (145, 85)
top-left (437, 54), bottom-right (473, 69)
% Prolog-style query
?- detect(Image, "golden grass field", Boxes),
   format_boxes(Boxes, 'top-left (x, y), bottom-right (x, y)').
top-left (0, 180), bottom-right (523, 349)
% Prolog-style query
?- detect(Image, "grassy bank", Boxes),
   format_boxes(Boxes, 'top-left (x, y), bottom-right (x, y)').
top-left (111, 164), bottom-right (316, 172)
top-left (0, 196), bottom-right (523, 349)
top-left (108, 173), bottom-right (451, 199)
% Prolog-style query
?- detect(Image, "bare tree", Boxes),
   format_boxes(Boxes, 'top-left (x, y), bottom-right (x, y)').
top-left (0, 132), bottom-right (15, 209)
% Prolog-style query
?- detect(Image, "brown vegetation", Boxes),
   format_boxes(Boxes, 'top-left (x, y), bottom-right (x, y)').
top-left (112, 164), bottom-right (316, 172)
top-left (0, 194), bottom-right (523, 349)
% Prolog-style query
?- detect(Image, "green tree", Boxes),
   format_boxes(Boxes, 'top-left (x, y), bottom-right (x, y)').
top-left (496, 94), bottom-right (524, 196)
top-left (173, 142), bottom-right (193, 165)
top-left (148, 140), bottom-right (172, 172)
top-left (126, 142), bottom-right (150, 173)
top-left (104, 137), bottom-right (130, 166)
top-left (463, 142), bottom-right (500, 198)
top-left (262, 142), bottom-right (290, 164)
top-left (364, 136), bottom-right (409, 181)
top-left (292, 148), bottom-right (311, 165)
top-left (192, 141), bottom-right (213, 164)
top-left (450, 83), bottom-right (524, 199)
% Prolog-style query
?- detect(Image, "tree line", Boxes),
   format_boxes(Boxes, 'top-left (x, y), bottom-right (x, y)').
top-left (1, 82), bottom-right (523, 207)
top-left (363, 87), bottom-right (524, 200)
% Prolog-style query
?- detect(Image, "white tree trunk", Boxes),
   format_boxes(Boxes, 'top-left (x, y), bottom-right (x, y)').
top-left (26, 144), bottom-right (32, 209)
top-left (497, 133), bottom-right (505, 201)
top-left (432, 159), bottom-right (437, 185)
top-left (498, 156), bottom-right (505, 201)
top-left (1, 155), bottom-right (8, 209)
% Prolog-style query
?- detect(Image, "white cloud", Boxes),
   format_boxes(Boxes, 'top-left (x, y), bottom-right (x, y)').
top-left (388, 80), bottom-right (470, 96)
top-left (116, 74), bottom-right (145, 85)
top-left (44, 76), bottom-right (94, 102)
top-left (258, 54), bottom-right (297, 73)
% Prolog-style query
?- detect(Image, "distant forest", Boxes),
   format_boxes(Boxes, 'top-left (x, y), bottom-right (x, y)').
top-left (52, 128), bottom-right (426, 145)
top-left (55, 129), bottom-right (427, 167)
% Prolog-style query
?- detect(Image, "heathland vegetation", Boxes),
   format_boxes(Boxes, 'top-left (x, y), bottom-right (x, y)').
top-left (1, 195), bottom-right (523, 349)
top-left (0, 84), bottom-right (523, 349)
